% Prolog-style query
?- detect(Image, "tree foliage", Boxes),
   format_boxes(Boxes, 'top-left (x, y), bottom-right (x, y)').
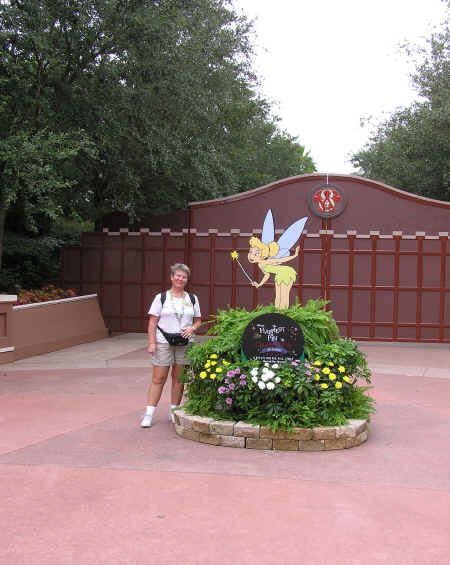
top-left (0, 0), bottom-right (315, 286)
top-left (351, 10), bottom-right (449, 201)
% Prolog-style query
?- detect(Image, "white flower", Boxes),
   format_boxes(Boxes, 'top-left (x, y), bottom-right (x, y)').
top-left (264, 363), bottom-right (269, 367)
top-left (271, 364), bottom-right (279, 369)
top-left (251, 376), bottom-right (258, 383)
top-left (266, 381), bottom-right (275, 390)
top-left (274, 377), bottom-right (281, 383)
top-left (265, 370), bottom-right (275, 379)
top-left (250, 368), bottom-right (259, 377)
top-left (261, 374), bottom-right (270, 382)
top-left (258, 381), bottom-right (266, 390)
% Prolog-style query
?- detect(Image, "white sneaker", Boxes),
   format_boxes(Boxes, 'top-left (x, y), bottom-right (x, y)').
top-left (140, 413), bottom-right (153, 428)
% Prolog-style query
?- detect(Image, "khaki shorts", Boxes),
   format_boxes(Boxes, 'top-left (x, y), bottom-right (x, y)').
top-left (152, 342), bottom-right (191, 366)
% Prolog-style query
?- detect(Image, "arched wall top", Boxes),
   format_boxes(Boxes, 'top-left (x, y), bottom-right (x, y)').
top-left (189, 174), bottom-right (450, 210)
top-left (189, 174), bottom-right (450, 234)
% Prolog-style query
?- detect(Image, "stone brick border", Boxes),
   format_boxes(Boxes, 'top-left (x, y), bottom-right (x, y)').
top-left (173, 408), bottom-right (369, 451)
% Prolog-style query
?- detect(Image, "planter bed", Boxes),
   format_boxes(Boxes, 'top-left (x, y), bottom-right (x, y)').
top-left (174, 407), bottom-right (368, 451)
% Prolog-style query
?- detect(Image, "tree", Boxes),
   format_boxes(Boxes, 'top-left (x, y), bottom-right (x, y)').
top-left (351, 10), bottom-right (449, 201)
top-left (0, 0), bottom-right (315, 284)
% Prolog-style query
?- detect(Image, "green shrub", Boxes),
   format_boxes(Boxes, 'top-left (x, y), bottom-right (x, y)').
top-left (183, 301), bottom-right (375, 431)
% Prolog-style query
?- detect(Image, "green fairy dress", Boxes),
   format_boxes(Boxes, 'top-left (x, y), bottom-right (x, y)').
top-left (262, 264), bottom-right (297, 285)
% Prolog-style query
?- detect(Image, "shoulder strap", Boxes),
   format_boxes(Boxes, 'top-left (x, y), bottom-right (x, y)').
top-left (189, 293), bottom-right (196, 306)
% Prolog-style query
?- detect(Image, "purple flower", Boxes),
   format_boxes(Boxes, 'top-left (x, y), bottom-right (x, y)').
top-left (218, 386), bottom-right (226, 394)
top-left (291, 361), bottom-right (298, 366)
top-left (241, 374), bottom-right (247, 379)
top-left (234, 368), bottom-right (241, 375)
top-left (217, 404), bottom-right (223, 410)
top-left (239, 380), bottom-right (246, 386)
top-left (226, 371), bottom-right (234, 378)
top-left (305, 362), bottom-right (311, 368)
top-left (228, 383), bottom-right (235, 390)
top-left (305, 370), bottom-right (312, 376)
top-left (226, 397), bottom-right (233, 405)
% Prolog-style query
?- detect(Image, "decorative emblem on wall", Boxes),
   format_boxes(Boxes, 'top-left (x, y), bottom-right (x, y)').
top-left (308, 184), bottom-right (347, 218)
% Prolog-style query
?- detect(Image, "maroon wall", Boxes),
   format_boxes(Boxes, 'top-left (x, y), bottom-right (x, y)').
top-left (189, 174), bottom-right (450, 234)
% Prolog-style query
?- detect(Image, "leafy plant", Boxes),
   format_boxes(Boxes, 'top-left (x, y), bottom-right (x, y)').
top-left (183, 303), bottom-right (375, 431)
top-left (194, 298), bottom-right (340, 363)
top-left (14, 285), bottom-right (77, 305)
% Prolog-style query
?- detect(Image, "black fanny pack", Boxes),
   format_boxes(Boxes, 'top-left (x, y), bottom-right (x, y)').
top-left (157, 325), bottom-right (189, 346)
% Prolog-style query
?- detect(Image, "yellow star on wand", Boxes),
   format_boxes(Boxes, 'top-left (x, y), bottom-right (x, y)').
top-left (230, 249), bottom-right (254, 283)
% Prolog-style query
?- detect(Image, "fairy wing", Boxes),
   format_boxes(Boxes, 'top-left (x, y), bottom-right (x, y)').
top-left (261, 209), bottom-right (275, 245)
top-left (274, 216), bottom-right (309, 258)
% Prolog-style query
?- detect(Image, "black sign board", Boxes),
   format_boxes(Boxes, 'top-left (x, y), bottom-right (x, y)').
top-left (241, 313), bottom-right (304, 364)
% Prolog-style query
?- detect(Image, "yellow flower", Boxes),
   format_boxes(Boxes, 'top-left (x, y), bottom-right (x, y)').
top-left (314, 375), bottom-right (320, 381)
top-left (204, 362), bottom-right (210, 368)
top-left (338, 366), bottom-right (345, 373)
top-left (322, 367), bottom-right (331, 375)
top-left (329, 373), bottom-right (336, 381)
top-left (343, 375), bottom-right (351, 383)
top-left (210, 360), bottom-right (217, 366)
top-left (210, 354), bottom-right (218, 359)
top-left (328, 362), bottom-right (335, 367)
top-left (335, 381), bottom-right (343, 389)
top-left (230, 250), bottom-right (239, 260)
top-left (222, 360), bottom-right (230, 366)
top-left (216, 367), bottom-right (223, 373)
top-left (313, 360), bottom-right (322, 366)
top-left (320, 383), bottom-right (329, 389)
top-left (207, 368), bottom-right (211, 372)
top-left (199, 372), bottom-right (207, 379)
top-left (210, 373), bottom-right (216, 380)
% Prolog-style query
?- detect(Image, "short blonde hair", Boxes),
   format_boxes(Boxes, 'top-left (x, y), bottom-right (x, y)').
top-left (170, 263), bottom-right (190, 277)
top-left (249, 237), bottom-right (279, 259)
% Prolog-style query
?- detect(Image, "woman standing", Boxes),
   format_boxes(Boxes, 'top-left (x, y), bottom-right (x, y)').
top-left (140, 263), bottom-right (201, 428)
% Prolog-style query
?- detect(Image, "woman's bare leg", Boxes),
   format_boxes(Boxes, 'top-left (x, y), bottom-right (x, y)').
top-left (279, 283), bottom-right (293, 309)
top-left (147, 365), bottom-right (170, 406)
top-left (274, 284), bottom-right (281, 308)
top-left (170, 364), bottom-right (185, 405)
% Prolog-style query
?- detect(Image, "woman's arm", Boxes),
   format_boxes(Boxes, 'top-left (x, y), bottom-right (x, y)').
top-left (181, 317), bottom-right (202, 338)
top-left (252, 272), bottom-right (270, 288)
top-left (147, 315), bottom-right (159, 353)
top-left (265, 245), bottom-right (300, 265)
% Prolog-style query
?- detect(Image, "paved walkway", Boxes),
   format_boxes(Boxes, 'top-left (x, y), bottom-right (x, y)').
top-left (1, 335), bottom-right (449, 564)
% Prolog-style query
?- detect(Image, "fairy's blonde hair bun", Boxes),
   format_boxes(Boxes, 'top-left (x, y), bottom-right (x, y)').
top-left (268, 241), bottom-right (280, 257)
top-left (249, 237), bottom-right (279, 259)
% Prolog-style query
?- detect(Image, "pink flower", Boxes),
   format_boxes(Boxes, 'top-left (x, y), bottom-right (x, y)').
top-left (226, 397), bottom-right (233, 405)
top-left (218, 386), bottom-right (226, 394)
top-left (291, 361), bottom-right (298, 366)
top-left (306, 370), bottom-right (312, 376)
top-left (228, 383), bottom-right (235, 390)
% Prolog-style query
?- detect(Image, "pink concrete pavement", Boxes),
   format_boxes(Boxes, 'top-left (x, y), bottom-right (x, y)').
top-left (0, 335), bottom-right (449, 565)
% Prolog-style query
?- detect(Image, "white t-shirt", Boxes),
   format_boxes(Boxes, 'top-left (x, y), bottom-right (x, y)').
top-left (148, 292), bottom-right (201, 344)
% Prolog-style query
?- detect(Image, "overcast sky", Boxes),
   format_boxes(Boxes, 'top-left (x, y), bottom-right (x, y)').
top-left (233, 0), bottom-right (447, 174)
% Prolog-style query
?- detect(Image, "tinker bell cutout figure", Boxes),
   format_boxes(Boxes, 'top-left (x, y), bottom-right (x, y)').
top-left (248, 209), bottom-right (308, 309)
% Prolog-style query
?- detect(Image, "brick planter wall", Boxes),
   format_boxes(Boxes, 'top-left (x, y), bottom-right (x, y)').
top-left (173, 408), bottom-right (368, 451)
